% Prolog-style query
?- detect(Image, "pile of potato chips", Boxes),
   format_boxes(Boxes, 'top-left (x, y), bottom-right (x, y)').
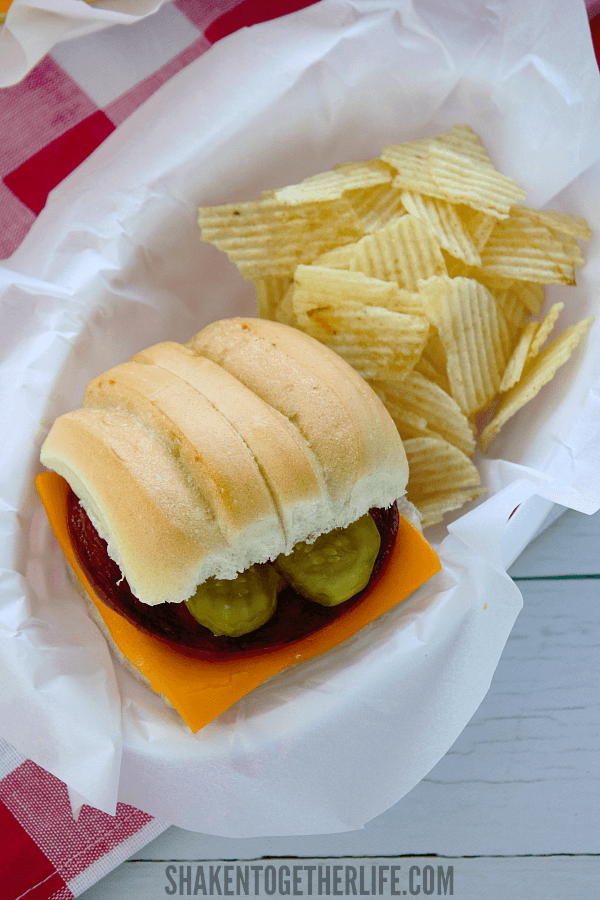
top-left (198, 125), bottom-right (593, 527)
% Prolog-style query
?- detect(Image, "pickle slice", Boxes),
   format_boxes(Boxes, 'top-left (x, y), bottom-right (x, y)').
top-left (274, 513), bottom-right (381, 607)
top-left (185, 563), bottom-right (280, 637)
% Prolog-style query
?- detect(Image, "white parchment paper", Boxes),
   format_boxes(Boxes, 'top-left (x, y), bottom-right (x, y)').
top-left (0, 0), bottom-right (167, 87)
top-left (1, 0), bottom-right (600, 834)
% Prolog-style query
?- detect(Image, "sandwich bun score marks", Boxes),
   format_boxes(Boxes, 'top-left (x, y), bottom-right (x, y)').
top-left (37, 317), bottom-right (441, 733)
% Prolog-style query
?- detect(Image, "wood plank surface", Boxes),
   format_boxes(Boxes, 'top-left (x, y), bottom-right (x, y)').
top-left (509, 507), bottom-right (600, 577)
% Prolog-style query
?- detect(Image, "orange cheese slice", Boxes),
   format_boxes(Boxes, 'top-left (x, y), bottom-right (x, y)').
top-left (36, 471), bottom-right (441, 733)
top-left (0, 0), bottom-right (11, 20)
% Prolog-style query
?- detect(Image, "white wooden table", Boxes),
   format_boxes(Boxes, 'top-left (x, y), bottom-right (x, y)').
top-left (80, 506), bottom-right (600, 899)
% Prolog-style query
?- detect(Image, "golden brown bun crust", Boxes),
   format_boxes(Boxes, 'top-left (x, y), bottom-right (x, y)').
top-left (192, 317), bottom-right (407, 493)
top-left (41, 319), bottom-right (408, 606)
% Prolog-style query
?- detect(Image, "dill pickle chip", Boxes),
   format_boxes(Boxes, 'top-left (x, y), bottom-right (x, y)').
top-left (185, 563), bottom-right (280, 637)
top-left (275, 513), bottom-right (381, 607)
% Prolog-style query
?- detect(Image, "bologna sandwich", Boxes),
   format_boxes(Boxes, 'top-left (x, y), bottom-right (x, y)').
top-left (37, 317), bottom-right (440, 729)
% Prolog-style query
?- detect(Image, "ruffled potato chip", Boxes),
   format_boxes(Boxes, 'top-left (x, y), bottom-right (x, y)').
top-left (346, 183), bottom-right (406, 232)
top-left (198, 197), bottom-right (363, 278)
top-left (480, 317), bottom-right (594, 451)
top-left (199, 124), bottom-right (593, 525)
top-left (512, 206), bottom-right (592, 242)
top-left (348, 214), bottom-right (447, 290)
top-left (403, 437), bottom-right (481, 519)
top-left (417, 486), bottom-right (486, 528)
top-left (274, 159), bottom-right (393, 205)
top-left (371, 372), bottom-right (475, 457)
top-left (499, 322), bottom-right (539, 392)
top-left (526, 302), bottom-right (564, 359)
top-left (293, 298), bottom-right (430, 383)
top-left (480, 216), bottom-right (582, 284)
top-left (418, 275), bottom-right (512, 416)
top-left (253, 275), bottom-right (292, 321)
top-left (400, 191), bottom-right (481, 266)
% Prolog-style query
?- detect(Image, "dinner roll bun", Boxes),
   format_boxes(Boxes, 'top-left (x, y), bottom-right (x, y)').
top-left (40, 318), bottom-right (408, 606)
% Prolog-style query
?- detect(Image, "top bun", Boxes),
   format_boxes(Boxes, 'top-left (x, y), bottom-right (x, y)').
top-left (40, 318), bottom-right (408, 606)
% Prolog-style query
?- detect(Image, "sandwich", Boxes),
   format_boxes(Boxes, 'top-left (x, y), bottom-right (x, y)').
top-left (37, 316), bottom-right (440, 729)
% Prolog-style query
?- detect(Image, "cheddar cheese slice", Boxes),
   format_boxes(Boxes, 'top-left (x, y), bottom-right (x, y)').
top-left (36, 471), bottom-right (441, 733)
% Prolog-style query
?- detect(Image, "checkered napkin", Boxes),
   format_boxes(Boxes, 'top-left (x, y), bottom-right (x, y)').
top-left (0, 0), bottom-right (317, 259)
top-left (0, 1), bottom-right (597, 897)
top-left (0, 738), bottom-right (167, 899)
top-left (0, 3), bottom-right (318, 895)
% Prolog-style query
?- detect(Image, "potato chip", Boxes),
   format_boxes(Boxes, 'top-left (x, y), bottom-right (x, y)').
top-left (253, 275), bottom-right (292, 320)
top-left (198, 123), bottom-right (592, 527)
top-left (403, 436), bottom-right (481, 503)
top-left (527, 302), bottom-right (564, 359)
top-left (385, 288), bottom-right (426, 317)
top-left (510, 281), bottom-right (545, 316)
top-left (428, 143), bottom-right (527, 218)
top-left (418, 275), bottom-right (512, 415)
top-left (313, 244), bottom-right (358, 269)
top-left (459, 206), bottom-right (497, 251)
top-left (420, 331), bottom-right (448, 372)
top-left (402, 125), bottom-right (490, 160)
top-left (381, 138), bottom-right (440, 197)
top-left (347, 227), bottom-right (405, 284)
top-left (274, 160), bottom-right (393, 205)
top-left (384, 124), bottom-right (526, 218)
top-left (346, 183), bottom-right (406, 232)
top-left (479, 317), bottom-right (594, 452)
top-left (415, 332), bottom-right (451, 394)
top-left (290, 264), bottom-right (422, 316)
top-left (558, 234), bottom-right (586, 268)
top-left (198, 197), bottom-right (363, 278)
top-left (490, 286), bottom-right (531, 338)
top-left (291, 261), bottom-right (426, 317)
top-left (349, 214), bottom-right (447, 290)
top-left (274, 284), bottom-right (297, 327)
top-left (511, 206), bottom-right (592, 241)
top-left (417, 486), bottom-right (486, 528)
top-left (369, 399), bottom-right (432, 442)
top-left (381, 124), bottom-right (494, 196)
top-left (371, 371), bottom-right (475, 456)
top-left (440, 254), bottom-right (475, 280)
top-left (400, 191), bottom-right (481, 265)
top-left (466, 269), bottom-right (517, 292)
top-left (434, 124), bottom-right (494, 164)
top-left (413, 356), bottom-right (447, 393)
top-left (480, 216), bottom-right (581, 284)
top-left (438, 257), bottom-right (520, 292)
top-left (293, 299), bottom-right (430, 382)
top-left (513, 208), bottom-right (589, 269)
top-left (498, 322), bottom-right (538, 392)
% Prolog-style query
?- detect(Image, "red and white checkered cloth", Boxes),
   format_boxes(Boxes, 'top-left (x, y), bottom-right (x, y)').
top-left (0, 738), bottom-right (167, 898)
top-left (0, 1), bottom-right (597, 897)
top-left (0, 0), bottom-right (319, 259)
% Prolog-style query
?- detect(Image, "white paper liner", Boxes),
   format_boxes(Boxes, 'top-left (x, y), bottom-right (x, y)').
top-left (1, 0), bottom-right (600, 835)
top-left (0, 0), bottom-right (168, 87)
